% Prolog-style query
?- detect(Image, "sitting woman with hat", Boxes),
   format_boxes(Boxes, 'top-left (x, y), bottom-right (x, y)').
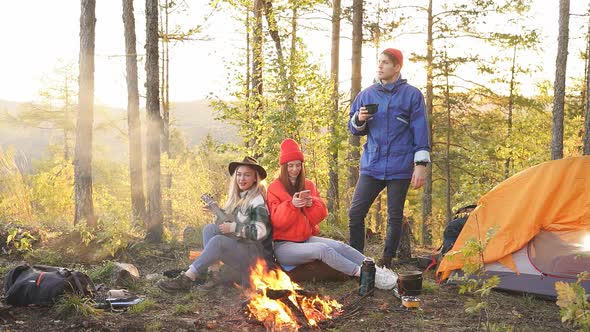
top-left (267, 139), bottom-right (393, 286)
top-left (158, 156), bottom-right (272, 293)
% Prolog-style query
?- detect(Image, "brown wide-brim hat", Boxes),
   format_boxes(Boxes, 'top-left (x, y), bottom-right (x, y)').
top-left (228, 156), bottom-right (267, 180)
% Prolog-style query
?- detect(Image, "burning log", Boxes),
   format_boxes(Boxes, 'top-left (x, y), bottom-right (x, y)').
top-left (278, 297), bottom-right (311, 330)
top-left (266, 288), bottom-right (318, 300)
top-left (245, 258), bottom-right (345, 330)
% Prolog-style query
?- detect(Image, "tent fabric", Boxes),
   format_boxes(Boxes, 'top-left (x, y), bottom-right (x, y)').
top-left (437, 156), bottom-right (590, 280)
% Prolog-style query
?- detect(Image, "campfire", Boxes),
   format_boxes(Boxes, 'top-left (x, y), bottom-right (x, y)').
top-left (245, 259), bottom-right (343, 330)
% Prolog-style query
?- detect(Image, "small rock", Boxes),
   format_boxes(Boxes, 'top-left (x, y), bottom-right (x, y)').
top-left (113, 262), bottom-right (140, 286)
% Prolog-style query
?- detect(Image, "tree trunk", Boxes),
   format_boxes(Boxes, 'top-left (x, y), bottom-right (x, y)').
top-left (250, 0), bottom-right (264, 152)
top-left (348, 0), bottom-right (362, 190)
top-left (398, 217), bottom-right (413, 260)
top-left (74, 0), bottom-right (96, 228)
top-left (551, 0), bottom-right (570, 160)
top-left (584, 12), bottom-right (590, 155)
top-left (444, 49), bottom-right (451, 223)
top-left (263, 0), bottom-right (286, 84)
top-left (64, 76), bottom-right (71, 161)
top-left (245, 10), bottom-right (250, 119)
top-left (160, 0), bottom-right (172, 223)
top-left (145, 0), bottom-right (163, 242)
top-left (122, 0), bottom-right (146, 225)
top-left (374, 195), bottom-right (383, 233)
top-left (327, 0), bottom-right (341, 214)
top-left (505, 44), bottom-right (516, 179)
top-left (421, 0), bottom-right (433, 246)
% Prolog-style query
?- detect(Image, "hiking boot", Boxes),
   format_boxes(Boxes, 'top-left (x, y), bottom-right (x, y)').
top-left (194, 271), bottom-right (208, 286)
top-left (196, 278), bottom-right (219, 291)
top-left (377, 256), bottom-right (393, 269)
top-left (157, 274), bottom-right (193, 293)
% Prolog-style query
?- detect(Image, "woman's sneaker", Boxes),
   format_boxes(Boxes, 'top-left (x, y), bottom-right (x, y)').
top-left (157, 274), bottom-right (194, 293)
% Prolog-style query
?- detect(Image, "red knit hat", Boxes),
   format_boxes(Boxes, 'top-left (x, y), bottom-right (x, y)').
top-left (279, 139), bottom-right (304, 164)
top-left (383, 48), bottom-right (403, 68)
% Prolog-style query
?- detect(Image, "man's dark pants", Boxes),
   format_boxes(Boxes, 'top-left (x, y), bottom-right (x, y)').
top-left (348, 174), bottom-right (411, 258)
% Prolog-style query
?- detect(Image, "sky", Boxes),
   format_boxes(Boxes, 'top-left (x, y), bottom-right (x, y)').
top-left (0, 1), bottom-right (589, 108)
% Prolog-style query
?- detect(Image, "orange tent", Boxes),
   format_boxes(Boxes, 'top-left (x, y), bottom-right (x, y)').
top-left (437, 156), bottom-right (590, 287)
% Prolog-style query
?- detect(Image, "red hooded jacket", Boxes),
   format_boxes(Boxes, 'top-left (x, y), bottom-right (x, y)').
top-left (267, 179), bottom-right (328, 242)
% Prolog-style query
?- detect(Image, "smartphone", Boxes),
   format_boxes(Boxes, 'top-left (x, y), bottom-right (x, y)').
top-left (298, 190), bottom-right (311, 198)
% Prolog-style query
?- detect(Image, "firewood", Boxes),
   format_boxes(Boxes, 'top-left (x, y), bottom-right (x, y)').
top-left (265, 288), bottom-right (318, 300)
top-left (278, 297), bottom-right (310, 329)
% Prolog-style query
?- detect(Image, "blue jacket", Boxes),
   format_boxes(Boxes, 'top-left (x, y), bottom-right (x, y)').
top-left (348, 77), bottom-right (430, 180)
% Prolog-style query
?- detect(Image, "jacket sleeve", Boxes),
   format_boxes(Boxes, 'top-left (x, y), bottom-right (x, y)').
top-left (302, 182), bottom-right (328, 227)
top-left (267, 186), bottom-right (303, 231)
top-left (233, 200), bottom-right (270, 241)
top-left (409, 88), bottom-right (431, 159)
top-left (348, 93), bottom-right (368, 136)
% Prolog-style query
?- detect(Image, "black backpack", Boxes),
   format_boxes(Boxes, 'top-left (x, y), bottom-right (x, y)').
top-left (441, 204), bottom-right (477, 256)
top-left (3, 264), bottom-right (95, 306)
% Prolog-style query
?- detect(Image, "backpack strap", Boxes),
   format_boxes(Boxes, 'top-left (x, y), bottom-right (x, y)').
top-left (71, 273), bottom-right (87, 295)
top-left (35, 272), bottom-right (46, 286)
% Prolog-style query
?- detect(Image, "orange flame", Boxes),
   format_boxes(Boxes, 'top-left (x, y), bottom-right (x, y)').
top-left (246, 258), bottom-right (342, 330)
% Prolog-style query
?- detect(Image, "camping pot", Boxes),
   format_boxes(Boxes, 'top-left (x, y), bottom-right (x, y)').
top-left (397, 270), bottom-right (422, 296)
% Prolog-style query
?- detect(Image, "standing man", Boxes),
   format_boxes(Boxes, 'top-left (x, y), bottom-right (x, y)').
top-left (348, 48), bottom-right (430, 268)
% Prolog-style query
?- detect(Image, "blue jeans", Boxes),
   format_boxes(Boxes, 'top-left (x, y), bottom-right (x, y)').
top-left (274, 236), bottom-right (366, 276)
top-left (348, 174), bottom-right (411, 258)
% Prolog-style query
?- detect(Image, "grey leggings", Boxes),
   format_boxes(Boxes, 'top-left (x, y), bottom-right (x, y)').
top-left (274, 236), bottom-right (366, 276)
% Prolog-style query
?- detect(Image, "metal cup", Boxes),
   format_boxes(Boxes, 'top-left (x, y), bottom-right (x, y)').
top-left (364, 104), bottom-right (378, 114)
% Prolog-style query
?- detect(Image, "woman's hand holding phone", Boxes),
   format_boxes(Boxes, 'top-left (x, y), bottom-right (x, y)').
top-left (299, 190), bottom-right (312, 207)
top-left (292, 192), bottom-right (306, 208)
top-left (292, 190), bottom-right (312, 208)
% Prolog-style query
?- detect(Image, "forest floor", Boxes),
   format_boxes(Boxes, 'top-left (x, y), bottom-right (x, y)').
top-left (0, 236), bottom-right (574, 332)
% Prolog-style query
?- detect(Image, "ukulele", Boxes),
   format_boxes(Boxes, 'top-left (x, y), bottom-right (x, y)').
top-left (200, 193), bottom-right (240, 240)
top-left (201, 193), bottom-right (234, 225)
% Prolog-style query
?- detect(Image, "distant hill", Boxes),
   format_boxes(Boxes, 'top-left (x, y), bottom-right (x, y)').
top-left (0, 99), bottom-right (239, 163)
top-left (171, 100), bottom-right (239, 145)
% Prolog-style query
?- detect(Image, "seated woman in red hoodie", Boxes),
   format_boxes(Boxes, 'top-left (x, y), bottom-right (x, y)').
top-left (268, 139), bottom-right (385, 280)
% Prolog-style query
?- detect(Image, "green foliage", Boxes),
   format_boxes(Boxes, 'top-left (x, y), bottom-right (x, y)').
top-left (5, 227), bottom-right (36, 254)
top-left (25, 247), bottom-right (65, 266)
top-left (87, 261), bottom-right (117, 284)
top-left (173, 304), bottom-right (192, 315)
top-left (146, 320), bottom-right (163, 332)
top-left (555, 272), bottom-right (590, 331)
top-left (163, 131), bottom-right (236, 240)
top-left (421, 280), bottom-right (438, 295)
top-left (448, 223), bottom-right (502, 327)
top-left (127, 298), bottom-right (157, 314)
top-left (0, 149), bottom-right (35, 224)
top-left (74, 223), bottom-right (95, 246)
top-left (54, 293), bottom-right (102, 318)
top-left (29, 156), bottom-right (74, 227)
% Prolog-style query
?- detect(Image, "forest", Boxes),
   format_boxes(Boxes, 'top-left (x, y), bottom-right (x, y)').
top-left (0, 0), bottom-right (589, 331)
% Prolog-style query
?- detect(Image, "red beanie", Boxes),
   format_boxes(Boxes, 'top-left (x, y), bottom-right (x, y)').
top-left (279, 139), bottom-right (304, 164)
top-left (383, 48), bottom-right (403, 68)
